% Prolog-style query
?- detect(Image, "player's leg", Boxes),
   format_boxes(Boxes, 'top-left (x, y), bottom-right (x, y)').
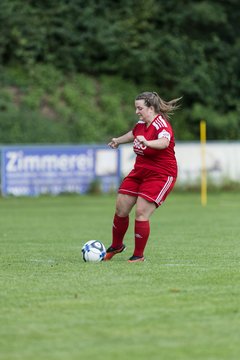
top-left (112, 193), bottom-right (136, 248)
top-left (115, 193), bottom-right (137, 217)
top-left (128, 197), bottom-right (156, 262)
top-left (129, 175), bottom-right (176, 262)
top-left (104, 194), bottom-right (137, 260)
top-left (135, 196), bottom-right (156, 221)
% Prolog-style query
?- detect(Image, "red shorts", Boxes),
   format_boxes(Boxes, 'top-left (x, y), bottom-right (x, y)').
top-left (118, 167), bottom-right (176, 207)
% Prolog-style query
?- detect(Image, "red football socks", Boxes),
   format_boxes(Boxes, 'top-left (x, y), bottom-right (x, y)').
top-left (133, 220), bottom-right (150, 257)
top-left (111, 214), bottom-right (129, 249)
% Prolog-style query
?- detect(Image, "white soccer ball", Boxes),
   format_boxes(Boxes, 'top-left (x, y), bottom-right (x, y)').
top-left (82, 240), bottom-right (106, 262)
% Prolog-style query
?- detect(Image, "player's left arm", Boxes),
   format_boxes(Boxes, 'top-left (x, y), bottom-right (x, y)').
top-left (136, 129), bottom-right (171, 150)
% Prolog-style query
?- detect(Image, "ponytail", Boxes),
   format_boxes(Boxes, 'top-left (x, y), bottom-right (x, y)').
top-left (135, 91), bottom-right (182, 119)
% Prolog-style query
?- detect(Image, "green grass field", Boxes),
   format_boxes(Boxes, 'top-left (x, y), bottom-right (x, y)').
top-left (0, 192), bottom-right (240, 360)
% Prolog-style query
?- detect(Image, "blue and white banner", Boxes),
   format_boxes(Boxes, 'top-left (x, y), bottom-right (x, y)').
top-left (1, 145), bottom-right (120, 196)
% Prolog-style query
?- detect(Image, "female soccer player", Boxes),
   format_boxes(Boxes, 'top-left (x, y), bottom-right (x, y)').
top-left (104, 91), bottom-right (182, 262)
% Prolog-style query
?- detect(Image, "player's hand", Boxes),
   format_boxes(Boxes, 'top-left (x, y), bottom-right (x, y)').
top-left (136, 135), bottom-right (148, 146)
top-left (108, 138), bottom-right (119, 149)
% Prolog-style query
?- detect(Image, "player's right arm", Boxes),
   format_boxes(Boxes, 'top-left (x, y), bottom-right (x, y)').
top-left (108, 131), bottom-right (134, 148)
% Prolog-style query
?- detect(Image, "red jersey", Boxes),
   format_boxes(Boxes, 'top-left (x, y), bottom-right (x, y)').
top-left (132, 114), bottom-right (178, 177)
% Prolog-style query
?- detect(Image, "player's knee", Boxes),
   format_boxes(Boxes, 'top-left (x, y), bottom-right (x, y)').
top-left (115, 194), bottom-right (135, 217)
top-left (115, 201), bottom-right (129, 217)
top-left (115, 207), bottom-right (128, 217)
top-left (135, 207), bottom-right (147, 221)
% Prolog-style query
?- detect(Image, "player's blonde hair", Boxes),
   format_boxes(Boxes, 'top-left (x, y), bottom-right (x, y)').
top-left (135, 91), bottom-right (182, 119)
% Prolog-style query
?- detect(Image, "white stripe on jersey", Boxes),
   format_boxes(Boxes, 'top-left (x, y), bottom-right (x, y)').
top-left (159, 116), bottom-right (167, 127)
top-left (155, 118), bottom-right (166, 128)
top-left (153, 122), bottom-right (159, 130)
top-left (156, 176), bottom-right (173, 204)
top-left (152, 115), bottom-right (168, 130)
top-left (155, 119), bottom-right (163, 129)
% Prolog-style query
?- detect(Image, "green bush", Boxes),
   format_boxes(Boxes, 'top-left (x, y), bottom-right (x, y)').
top-left (0, 108), bottom-right (69, 144)
top-left (0, 64), bottom-right (239, 144)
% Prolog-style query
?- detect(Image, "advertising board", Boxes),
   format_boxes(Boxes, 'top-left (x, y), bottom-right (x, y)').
top-left (1, 145), bottom-right (119, 196)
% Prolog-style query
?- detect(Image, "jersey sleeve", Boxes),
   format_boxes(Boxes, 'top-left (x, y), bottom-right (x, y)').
top-left (153, 116), bottom-right (173, 141)
top-left (158, 129), bottom-right (171, 141)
